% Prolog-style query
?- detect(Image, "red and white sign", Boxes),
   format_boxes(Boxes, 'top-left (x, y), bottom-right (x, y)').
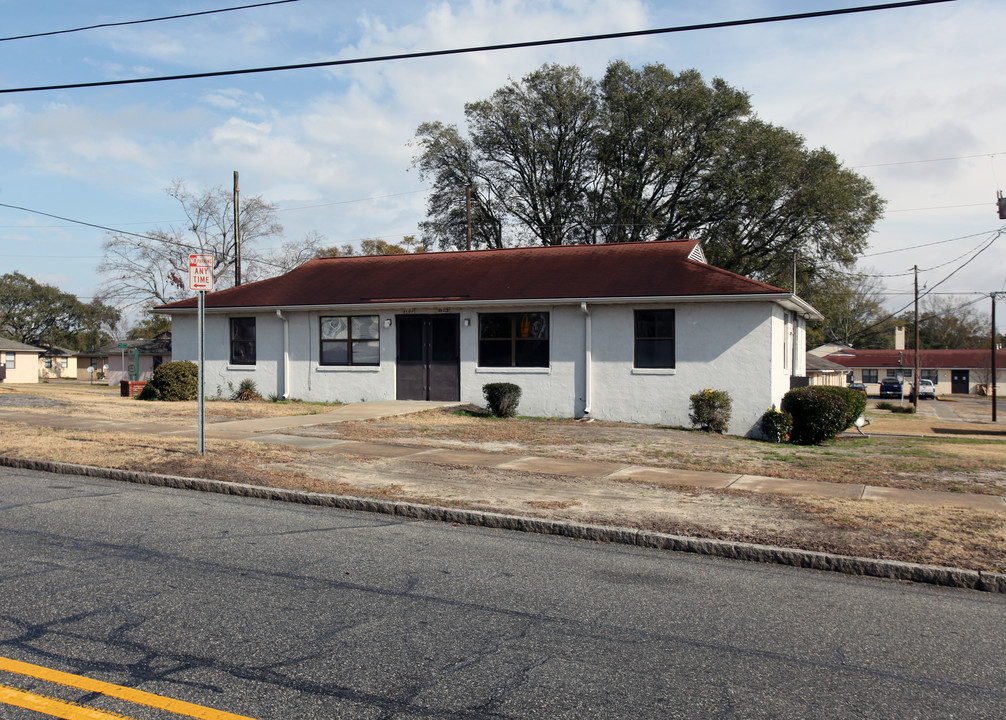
top-left (188, 254), bottom-right (214, 291)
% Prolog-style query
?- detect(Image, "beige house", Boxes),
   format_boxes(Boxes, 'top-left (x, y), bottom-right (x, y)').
top-left (38, 346), bottom-right (79, 380)
top-left (0, 338), bottom-right (43, 384)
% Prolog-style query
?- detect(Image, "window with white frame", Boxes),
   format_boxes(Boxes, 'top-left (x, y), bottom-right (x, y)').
top-left (320, 316), bottom-right (380, 366)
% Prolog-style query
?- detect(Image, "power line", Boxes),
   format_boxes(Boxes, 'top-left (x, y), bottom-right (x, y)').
top-left (0, 1), bottom-right (301, 43)
top-left (852, 151), bottom-right (1006, 169)
top-left (861, 229), bottom-right (998, 257)
top-left (0, 0), bottom-right (955, 95)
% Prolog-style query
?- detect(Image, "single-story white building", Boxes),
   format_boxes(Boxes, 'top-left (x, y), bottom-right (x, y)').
top-left (157, 240), bottom-right (821, 436)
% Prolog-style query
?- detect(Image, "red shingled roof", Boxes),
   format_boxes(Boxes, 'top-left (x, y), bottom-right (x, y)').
top-left (159, 239), bottom-right (788, 311)
top-left (826, 349), bottom-right (1006, 370)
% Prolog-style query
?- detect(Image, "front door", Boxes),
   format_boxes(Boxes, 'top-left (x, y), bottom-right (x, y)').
top-left (396, 314), bottom-right (460, 401)
top-left (951, 369), bottom-right (970, 394)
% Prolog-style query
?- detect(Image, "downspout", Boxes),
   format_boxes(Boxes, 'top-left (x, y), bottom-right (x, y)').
top-left (275, 309), bottom-right (289, 399)
top-left (580, 302), bottom-right (592, 420)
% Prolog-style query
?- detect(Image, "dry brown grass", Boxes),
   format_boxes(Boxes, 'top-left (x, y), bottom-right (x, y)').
top-left (3, 387), bottom-right (1006, 573)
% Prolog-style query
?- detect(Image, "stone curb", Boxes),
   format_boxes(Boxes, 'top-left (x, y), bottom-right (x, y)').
top-left (3, 454), bottom-right (1004, 594)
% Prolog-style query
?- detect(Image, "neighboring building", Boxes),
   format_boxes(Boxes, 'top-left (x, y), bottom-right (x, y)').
top-left (157, 240), bottom-right (821, 436)
top-left (805, 353), bottom-right (848, 387)
top-left (0, 338), bottom-right (43, 384)
top-left (823, 348), bottom-right (1006, 395)
top-left (84, 334), bottom-right (172, 385)
top-left (38, 346), bottom-right (79, 380)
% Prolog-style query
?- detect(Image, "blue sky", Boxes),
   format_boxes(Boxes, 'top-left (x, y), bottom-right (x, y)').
top-left (0, 0), bottom-right (1003, 325)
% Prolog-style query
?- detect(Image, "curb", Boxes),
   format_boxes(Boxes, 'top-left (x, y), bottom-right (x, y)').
top-left (3, 454), bottom-right (1004, 594)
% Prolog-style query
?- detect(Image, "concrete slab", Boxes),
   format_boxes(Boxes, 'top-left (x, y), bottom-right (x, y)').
top-left (244, 434), bottom-right (345, 450)
top-left (606, 466), bottom-right (739, 489)
top-left (498, 456), bottom-right (625, 478)
top-left (729, 475), bottom-right (866, 500)
top-left (863, 486), bottom-right (1006, 512)
top-left (411, 448), bottom-right (523, 467)
top-left (324, 441), bottom-right (428, 459)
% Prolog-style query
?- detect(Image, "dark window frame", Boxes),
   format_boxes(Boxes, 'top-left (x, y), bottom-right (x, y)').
top-left (921, 369), bottom-right (939, 383)
top-left (229, 317), bottom-right (256, 366)
top-left (319, 315), bottom-right (381, 367)
top-left (634, 309), bottom-right (675, 369)
top-left (477, 312), bottom-right (550, 368)
top-left (862, 369), bottom-right (878, 384)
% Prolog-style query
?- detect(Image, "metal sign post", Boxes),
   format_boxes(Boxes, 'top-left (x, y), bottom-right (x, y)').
top-left (188, 254), bottom-right (214, 455)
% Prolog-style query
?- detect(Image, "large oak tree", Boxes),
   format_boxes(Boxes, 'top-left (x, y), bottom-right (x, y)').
top-left (412, 61), bottom-right (884, 288)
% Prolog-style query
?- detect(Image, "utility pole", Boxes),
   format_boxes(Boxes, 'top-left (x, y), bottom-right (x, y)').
top-left (466, 185), bottom-right (472, 252)
top-left (792, 250), bottom-right (797, 294)
top-left (993, 292), bottom-right (999, 422)
top-left (913, 265), bottom-right (919, 409)
top-left (233, 171), bottom-right (241, 286)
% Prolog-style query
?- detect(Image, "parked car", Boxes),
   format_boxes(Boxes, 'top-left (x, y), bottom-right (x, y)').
top-left (879, 378), bottom-right (904, 398)
top-left (847, 381), bottom-right (867, 395)
top-left (917, 378), bottom-right (936, 399)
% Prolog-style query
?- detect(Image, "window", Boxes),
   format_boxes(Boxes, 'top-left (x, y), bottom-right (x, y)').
top-left (887, 368), bottom-right (912, 378)
top-left (478, 312), bottom-right (549, 368)
top-left (862, 369), bottom-right (878, 384)
top-left (59, 357), bottom-right (68, 368)
top-left (4, 353), bottom-right (14, 370)
top-left (320, 316), bottom-right (380, 366)
top-left (922, 369), bottom-right (938, 383)
top-left (44, 357), bottom-right (52, 369)
top-left (230, 317), bottom-right (256, 365)
top-left (634, 309), bottom-right (675, 369)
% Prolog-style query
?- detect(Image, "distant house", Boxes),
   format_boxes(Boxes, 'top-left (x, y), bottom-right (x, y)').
top-left (157, 240), bottom-right (821, 436)
top-left (0, 338), bottom-right (43, 384)
top-left (822, 348), bottom-right (1006, 395)
top-left (805, 353), bottom-right (848, 387)
top-left (83, 333), bottom-right (172, 385)
top-left (38, 346), bottom-right (79, 380)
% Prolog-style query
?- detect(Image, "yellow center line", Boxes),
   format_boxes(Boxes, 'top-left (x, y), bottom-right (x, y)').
top-left (0, 656), bottom-right (258, 720)
top-left (0, 683), bottom-right (139, 720)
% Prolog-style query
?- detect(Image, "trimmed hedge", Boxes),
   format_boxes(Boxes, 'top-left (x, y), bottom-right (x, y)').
top-left (688, 389), bottom-right (732, 434)
top-left (758, 407), bottom-right (793, 443)
top-left (138, 360), bottom-right (198, 401)
top-left (818, 385), bottom-right (868, 429)
top-left (483, 382), bottom-right (522, 418)
top-left (780, 386), bottom-right (848, 445)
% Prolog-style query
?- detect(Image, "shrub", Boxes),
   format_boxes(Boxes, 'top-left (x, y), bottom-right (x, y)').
top-left (875, 401), bottom-right (896, 411)
top-left (759, 407), bottom-right (793, 443)
top-left (483, 382), bottom-right (522, 418)
top-left (232, 378), bottom-right (263, 402)
top-left (780, 386), bottom-right (848, 445)
top-left (139, 360), bottom-right (198, 401)
top-left (688, 389), bottom-right (732, 434)
top-left (817, 385), bottom-right (867, 429)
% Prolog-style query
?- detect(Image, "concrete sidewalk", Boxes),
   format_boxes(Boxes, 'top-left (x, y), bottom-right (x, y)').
top-left (2, 400), bottom-right (1005, 514)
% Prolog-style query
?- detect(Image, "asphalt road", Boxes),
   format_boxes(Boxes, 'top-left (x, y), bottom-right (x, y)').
top-left (1, 467), bottom-right (1004, 719)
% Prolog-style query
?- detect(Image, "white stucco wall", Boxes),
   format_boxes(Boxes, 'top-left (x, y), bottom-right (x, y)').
top-left (171, 299), bottom-right (796, 435)
top-left (0, 351), bottom-right (40, 383)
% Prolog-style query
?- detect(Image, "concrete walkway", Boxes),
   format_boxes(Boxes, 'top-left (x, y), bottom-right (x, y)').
top-left (2, 400), bottom-right (1005, 514)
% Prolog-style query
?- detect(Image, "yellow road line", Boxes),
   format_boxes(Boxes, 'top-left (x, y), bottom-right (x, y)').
top-left (0, 683), bottom-right (139, 719)
top-left (0, 656), bottom-right (257, 720)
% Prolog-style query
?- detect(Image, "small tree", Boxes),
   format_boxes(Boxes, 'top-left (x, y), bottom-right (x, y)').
top-left (688, 389), bottom-right (732, 434)
top-left (759, 407), bottom-right (793, 443)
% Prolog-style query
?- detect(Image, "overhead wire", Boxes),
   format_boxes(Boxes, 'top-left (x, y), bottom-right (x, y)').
top-left (0, 0), bottom-right (955, 95)
top-left (0, 1), bottom-right (301, 43)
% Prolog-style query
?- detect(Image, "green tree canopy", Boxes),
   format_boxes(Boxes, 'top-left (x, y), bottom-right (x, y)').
top-left (412, 61), bottom-right (884, 287)
top-left (0, 272), bottom-right (120, 350)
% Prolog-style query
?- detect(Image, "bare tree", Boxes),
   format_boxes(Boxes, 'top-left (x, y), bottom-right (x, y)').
top-left (98, 180), bottom-right (282, 308)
